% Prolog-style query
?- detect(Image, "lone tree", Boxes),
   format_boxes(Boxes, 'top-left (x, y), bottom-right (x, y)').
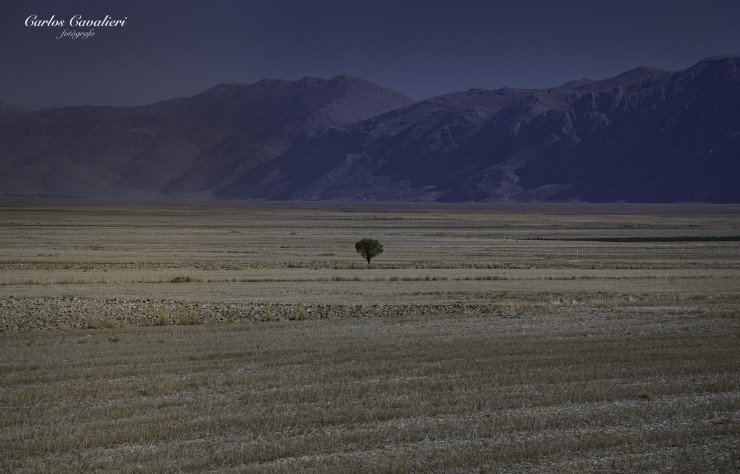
top-left (355, 238), bottom-right (383, 265)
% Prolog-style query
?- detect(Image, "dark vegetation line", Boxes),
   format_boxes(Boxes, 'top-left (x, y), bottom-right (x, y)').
top-left (527, 236), bottom-right (740, 243)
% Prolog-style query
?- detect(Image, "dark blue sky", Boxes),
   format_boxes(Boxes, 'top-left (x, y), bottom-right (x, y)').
top-left (2, 0), bottom-right (740, 109)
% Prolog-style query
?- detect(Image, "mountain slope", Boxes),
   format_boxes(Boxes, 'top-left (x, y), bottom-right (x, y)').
top-left (217, 55), bottom-right (740, 202)
top-left (2, 56), bottom-right (739, 202)
top-left (0, 76), bottom-right (413, 198)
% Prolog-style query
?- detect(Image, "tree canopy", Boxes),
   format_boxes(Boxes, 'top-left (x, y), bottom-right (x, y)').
top-left (355, 239), bottom-right (383, 264)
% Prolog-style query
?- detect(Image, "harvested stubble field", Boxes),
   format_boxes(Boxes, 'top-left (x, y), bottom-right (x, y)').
top-left (0, 201), bottom-right (739, 472)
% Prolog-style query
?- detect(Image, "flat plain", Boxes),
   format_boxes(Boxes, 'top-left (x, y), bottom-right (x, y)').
top-left (0, 201), bottom-right (738, 472)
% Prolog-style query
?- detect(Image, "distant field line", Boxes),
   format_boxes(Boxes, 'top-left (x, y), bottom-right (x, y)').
top-left (530, 236), bottom-right (740, 243)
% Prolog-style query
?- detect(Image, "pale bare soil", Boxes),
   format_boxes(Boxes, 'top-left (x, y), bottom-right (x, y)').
top-left (0, 201), bottom-right (739, 471)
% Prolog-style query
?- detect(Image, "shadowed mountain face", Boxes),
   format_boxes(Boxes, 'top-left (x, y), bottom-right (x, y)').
top-left (0, 76), bottom-right (413, 198)
top-left (2, 56), bottom-right (740, 202)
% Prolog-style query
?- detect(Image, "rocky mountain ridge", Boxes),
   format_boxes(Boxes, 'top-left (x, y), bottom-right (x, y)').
top-left (2, 55), bottom-right (739, 202)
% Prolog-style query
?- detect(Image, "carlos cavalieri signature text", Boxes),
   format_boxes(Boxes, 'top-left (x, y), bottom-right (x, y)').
top-left (25, 14), bottom-right (128, 39)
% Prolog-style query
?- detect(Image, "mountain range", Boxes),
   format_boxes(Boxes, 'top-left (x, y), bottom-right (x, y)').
top-left (1, 55), bottom-right (739, 202)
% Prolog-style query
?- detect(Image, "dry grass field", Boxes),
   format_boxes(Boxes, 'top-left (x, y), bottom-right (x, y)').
top-left (0, 201), bottom-right (738, 472)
